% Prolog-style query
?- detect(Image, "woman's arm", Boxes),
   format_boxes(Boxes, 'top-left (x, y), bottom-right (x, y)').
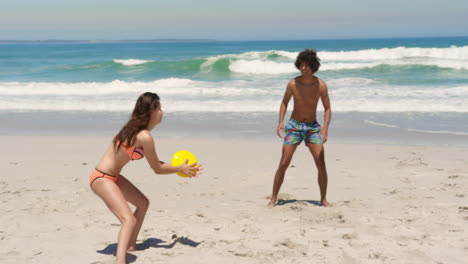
top-left (137, 130), bottom-right (199, 177)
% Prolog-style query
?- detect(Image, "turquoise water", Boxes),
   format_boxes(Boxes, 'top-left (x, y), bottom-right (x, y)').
top-left (2, 37), bottom-right (468, 83)
top-left (1, 37), bottom-right (468, 144)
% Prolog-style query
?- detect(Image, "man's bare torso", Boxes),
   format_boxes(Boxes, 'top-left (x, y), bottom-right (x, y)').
top-left (290, 75), bottom-right (322, 122)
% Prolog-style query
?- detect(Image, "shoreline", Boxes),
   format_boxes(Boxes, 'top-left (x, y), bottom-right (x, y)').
top-left (2, 111), bottom-right (468, 147)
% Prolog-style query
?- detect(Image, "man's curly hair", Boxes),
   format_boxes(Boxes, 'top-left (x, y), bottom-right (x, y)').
top-left (295, 49), bottom-right (321, 73)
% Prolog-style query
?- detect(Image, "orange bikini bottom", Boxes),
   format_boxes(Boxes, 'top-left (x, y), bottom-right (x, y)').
top-left (89, 169), bottom-right (119, 186)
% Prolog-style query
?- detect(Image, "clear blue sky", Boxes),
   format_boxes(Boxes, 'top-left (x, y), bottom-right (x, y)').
top-left (1, 0), bottom-right (467, 40)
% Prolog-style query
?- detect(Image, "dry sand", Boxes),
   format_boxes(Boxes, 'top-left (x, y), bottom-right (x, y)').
top-left (1, 136), bottom-right (467, 263)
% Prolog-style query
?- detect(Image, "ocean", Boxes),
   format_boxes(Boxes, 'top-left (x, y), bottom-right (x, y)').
top-left (1, 37), bottom-right (467, 146)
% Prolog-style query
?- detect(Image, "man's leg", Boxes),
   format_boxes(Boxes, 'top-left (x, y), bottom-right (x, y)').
top-left (307, 143), bottom-right (331, 207)
top-left (267, 144), bottom-right (298, 208)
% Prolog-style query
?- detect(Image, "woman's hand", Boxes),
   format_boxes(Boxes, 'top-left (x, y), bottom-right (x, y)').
top-left (180, 159), bottom-right (203, 177)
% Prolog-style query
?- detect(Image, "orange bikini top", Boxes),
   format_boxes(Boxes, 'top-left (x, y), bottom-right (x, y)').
top-left (115, 139), bottom-right (145, 160)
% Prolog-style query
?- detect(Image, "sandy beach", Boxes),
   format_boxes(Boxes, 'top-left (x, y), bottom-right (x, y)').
top-left (1, 135), bottom-right (467, 263)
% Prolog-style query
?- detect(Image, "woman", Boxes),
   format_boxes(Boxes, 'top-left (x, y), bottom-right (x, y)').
top-left (89, 92), bottom-right (201, 264)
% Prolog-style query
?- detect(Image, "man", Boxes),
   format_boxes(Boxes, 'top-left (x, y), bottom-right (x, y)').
top-left (266, 49), bottom-right (332, 208)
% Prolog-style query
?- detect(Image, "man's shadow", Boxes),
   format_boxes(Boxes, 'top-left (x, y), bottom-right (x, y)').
top-left (97, 235), bottom-right (202, 262)
top-left (276, 199), bottom-right (322, 206)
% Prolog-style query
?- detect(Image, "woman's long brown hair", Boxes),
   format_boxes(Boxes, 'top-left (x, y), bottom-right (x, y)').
top-left (114, 92), bottom-right (160, 149)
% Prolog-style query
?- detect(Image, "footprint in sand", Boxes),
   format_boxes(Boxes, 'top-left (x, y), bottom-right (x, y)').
top-left (384, 189), bottom-right (399, 195)
top-left (338, 200), bottom-right (352, 208)
top-left (342, 233), bottom-right (357, 240)
top-left (32, 249), bottom-right (43, 256)
top-left (290, 205), bottom-right (303, 211)
top-left (142, 228), bottom-right (153, 235)
top-left (300, 229), bottom-right (306, 237)
top-left (233, 252), bottom-right (251, 257)
top-left (399, 176), bottom-right (411, 183)
top-left (458, 206), bottom-right (468, 214)
top-left (314, 212), bottom-right (346, 224)
top-left (442, 183), bottom-right (457, 188)
top-left (218, 239), bottom-right (233, 245)
top-left (337, 213), bottom-right (346, 224)
top-left (395, 158), bottom-right (428, 169)
top-left (368, 251), bottom-right (385, 260)
top-left (276, 238), bottom-right (298, 249)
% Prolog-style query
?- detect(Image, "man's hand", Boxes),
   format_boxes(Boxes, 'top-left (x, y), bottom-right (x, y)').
top-left (277, 123), bottom-right (285, 138)
top-left (319, 129), bottom-right (328, 143)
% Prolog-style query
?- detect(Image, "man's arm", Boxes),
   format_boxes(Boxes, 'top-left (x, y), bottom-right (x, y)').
top-left (277, 81), bottom-right (294, 138)
top-left (319, 80), bottom-right (331, 143)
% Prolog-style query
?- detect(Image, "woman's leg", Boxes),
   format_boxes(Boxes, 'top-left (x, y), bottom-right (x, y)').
top-left (91, 178), bottom-right (136, 264)
top-left (116, 175), bottom-right (150, 251)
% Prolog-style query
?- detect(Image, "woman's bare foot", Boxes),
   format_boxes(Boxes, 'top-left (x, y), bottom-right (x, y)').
top-left (127, 244), bottom-right (137, 251)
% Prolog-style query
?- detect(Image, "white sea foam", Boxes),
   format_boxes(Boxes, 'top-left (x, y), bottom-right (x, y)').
top-left (320, 46), bottom-right (468, 61)
top-left (326, 77), bottom-right (378, 86)
top-left (202, 50), bottom-right (291, 62)
top-left (325, 59), bottom-right (468, 71)
top-left (1, 79), bottom-right (467, 112)
top-left (229, 60), bottom-right (297, 74)
top-left (407, 129), bottom-right (468, 136)
top-left (200, 50), bottom-right (297, 73)
top-left (200, 46), bottom-right (468, 74)
top-left (320, 62), bottom-right (381, 71)
top-left (0, 79), bottom-right (283, 97)
top-left (228, 59), bottom-right (468, 73)
top-left (0, 97), bottom-right (281, 112)
top-left (330, 84), bottom-right (468, 98)
top-left (364, 120), bottom-right (397, 128)
top-left (113, 59), bottom-right (151, 66)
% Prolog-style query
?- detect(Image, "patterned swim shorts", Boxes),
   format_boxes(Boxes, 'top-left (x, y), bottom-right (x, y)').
top-left (283, 119), bottom-right (322, 145)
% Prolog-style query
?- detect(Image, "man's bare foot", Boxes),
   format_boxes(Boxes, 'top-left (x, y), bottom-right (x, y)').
top-left (266, 198), bottom-right (277, 209)
top-left (321, 199), bottom-right (332, 207)
top-left (127, 244), bottom-right (137, 251)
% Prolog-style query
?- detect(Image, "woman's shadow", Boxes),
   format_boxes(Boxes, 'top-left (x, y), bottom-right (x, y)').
top-left (97, 235), bottom-right (202, 263)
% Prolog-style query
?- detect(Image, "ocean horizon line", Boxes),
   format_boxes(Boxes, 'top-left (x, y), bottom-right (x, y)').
top-left (1, 35), bottom-right (468, 45)
top-left (0, 39), bottom-right (218, 44)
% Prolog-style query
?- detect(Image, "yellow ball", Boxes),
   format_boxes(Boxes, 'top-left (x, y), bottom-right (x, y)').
top-left (171, 150), bottom-right (198, 177)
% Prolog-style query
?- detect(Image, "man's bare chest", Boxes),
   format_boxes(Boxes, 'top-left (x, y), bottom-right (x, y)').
top-left (293, 85), bottom-right (320, 101)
